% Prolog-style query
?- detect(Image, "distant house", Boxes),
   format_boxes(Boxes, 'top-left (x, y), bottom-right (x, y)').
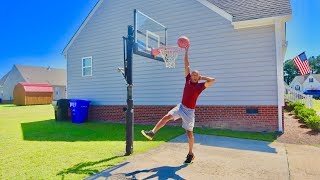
top-left (289, 74), bottom-right (320, 93)
top-left (63, 0), bottom-right (291, 132)
top-left (0, 65), bottom-right (66, 102)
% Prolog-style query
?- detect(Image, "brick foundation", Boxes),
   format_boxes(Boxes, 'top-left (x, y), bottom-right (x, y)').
top-left (88, 105), bottom-right (281, 132)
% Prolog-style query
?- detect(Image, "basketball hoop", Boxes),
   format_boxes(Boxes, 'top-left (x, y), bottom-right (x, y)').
top-left (152, 46), bottom-right (181, 68)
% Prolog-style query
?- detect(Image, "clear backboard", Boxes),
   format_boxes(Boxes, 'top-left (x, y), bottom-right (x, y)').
top-left (134, 9), bottom-right (167, 61)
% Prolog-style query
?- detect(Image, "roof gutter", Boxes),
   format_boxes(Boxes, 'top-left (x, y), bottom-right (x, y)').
top-left (232, 15), bottom-right (291, 29)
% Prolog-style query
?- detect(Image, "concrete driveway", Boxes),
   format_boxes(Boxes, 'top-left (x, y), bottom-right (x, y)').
top-left (86, 134), bottom-right (320, 180)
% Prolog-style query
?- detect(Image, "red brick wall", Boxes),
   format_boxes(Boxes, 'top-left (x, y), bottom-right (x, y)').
top-left (88, 105), bottom-right (281, 132)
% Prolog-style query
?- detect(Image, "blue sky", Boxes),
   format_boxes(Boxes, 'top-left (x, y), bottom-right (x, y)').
top-left (285, 0), bottom-right (320, 60)
top-left (0, 0), bottom-right (319, 78)
top-left (0, 0), bottom-right (98, 77)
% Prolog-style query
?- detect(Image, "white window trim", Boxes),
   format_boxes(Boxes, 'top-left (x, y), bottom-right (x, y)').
top-left (82, 56), bottom-right (93, 77)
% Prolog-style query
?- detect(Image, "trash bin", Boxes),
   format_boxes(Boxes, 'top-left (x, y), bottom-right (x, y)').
top-left (69, 99), bottom-right (90, 123)
top-left (54, 99), bottom-right (70, 121)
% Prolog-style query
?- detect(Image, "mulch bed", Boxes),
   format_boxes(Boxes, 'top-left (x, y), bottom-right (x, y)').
top-left (276, 112), bottom-right (320, 145)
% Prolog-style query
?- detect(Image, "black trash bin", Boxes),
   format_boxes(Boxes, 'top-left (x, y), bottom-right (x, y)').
top-left (54, 99), bottom-right (70, 121)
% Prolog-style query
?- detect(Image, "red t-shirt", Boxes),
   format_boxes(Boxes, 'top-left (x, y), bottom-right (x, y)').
top-left (181, 74), bottom-right (206, 109)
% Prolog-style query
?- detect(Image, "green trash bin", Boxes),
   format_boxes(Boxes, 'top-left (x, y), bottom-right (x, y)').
top-left (54, 99), bottom-right (70, 121)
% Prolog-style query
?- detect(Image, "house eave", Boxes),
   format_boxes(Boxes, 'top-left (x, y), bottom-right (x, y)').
top-left (232, 15), bottom-right (291, 29)
top-left (195, 0), bottom-right (233, 22)
top-left (62, 0), bottom-right (104, 57)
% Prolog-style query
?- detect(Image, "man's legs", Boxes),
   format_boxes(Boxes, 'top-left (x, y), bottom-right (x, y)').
top-left (184, 130), bottom-right (195, 164)
top-left (152, 114), bottom-right (174, 133)
top-left (141, 114), bottom-right (174, 140)
top-left (186, 130), bottom-right (194, 155)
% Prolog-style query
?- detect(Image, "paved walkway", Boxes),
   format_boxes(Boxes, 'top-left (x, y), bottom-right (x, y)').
top-left (86, 134), bottom-right (320, 180)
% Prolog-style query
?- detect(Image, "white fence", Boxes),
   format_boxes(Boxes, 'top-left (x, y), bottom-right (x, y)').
top-left (284, 84), bottom-right (313, 108)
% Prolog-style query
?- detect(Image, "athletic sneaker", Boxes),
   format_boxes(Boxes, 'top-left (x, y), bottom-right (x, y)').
top-left (184, 154), bottom-right (195, 164)
top-left (141, 130), bottom-right (154, 140)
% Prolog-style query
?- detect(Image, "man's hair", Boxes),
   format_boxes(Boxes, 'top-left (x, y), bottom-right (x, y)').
top-left (191, 70), bottom-right (200, 75)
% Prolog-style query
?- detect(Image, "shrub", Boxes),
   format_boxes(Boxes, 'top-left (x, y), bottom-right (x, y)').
top-left (287, 101), bottom-right (320, 131)
top-left (305, 115), bottom-right (320, 131)
top-left (288, 101), bottom-right (304, 112)
top-left (294, 105), bottom-right (305, 115)
top-left (296, 108), bottom-right (317, 122)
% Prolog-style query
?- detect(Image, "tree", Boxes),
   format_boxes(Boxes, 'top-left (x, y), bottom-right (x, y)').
top-left (283, 59), bottom-right (299, 84)
top-left (309, 55), bottom-right (320, 74)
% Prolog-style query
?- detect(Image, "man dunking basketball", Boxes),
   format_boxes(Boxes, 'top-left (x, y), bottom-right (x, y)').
top-left (141, 45), bottom-right (215, 164)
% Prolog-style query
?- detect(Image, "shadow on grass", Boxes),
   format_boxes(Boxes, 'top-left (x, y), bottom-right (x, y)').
top-left (20, 119), bottom-right (184, 142)
top-left (57, 155), bottom-right (124, 178)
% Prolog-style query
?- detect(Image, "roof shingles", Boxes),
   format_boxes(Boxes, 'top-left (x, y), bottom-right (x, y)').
top-left (207, 0), bottom-right (292, 21)
top-left (15, 65), bottom-right (66, 86)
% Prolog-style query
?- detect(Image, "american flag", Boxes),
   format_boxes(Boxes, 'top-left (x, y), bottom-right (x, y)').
top-left (293, 52), bottom-right (310, 75)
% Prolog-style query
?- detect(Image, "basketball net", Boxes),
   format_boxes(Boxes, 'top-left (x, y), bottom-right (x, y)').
top-left (152, 46), bottom-right (181, 68)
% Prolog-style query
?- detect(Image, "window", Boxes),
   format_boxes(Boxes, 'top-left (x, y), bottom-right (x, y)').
top-left (82, 57), bottom-right (92, 76)
top-left (309, 78), bottom-right (313, 82)
top-left (295, 85), bottom-right (300, 90)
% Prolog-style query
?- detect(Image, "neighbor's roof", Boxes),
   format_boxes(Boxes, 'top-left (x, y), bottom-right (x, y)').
top-left (312, 74), bottom-right (320, 82)
top-left (292, 74), bottom-right (320, 84)
top-left (0, 72), bottom-right (9, 86)
top-left (207, 0), bottom-right (292, 22)
top-left (18, 83), bottom-right (54, 93)
top-left (15, 65), bottom-right (66, 86)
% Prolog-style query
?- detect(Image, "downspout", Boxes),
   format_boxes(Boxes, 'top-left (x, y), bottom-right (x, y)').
top-left (275, 18), bottom-right (285, 132)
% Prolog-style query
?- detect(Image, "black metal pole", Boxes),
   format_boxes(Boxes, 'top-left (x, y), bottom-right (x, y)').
top-left (125, 25), bottom-right (134, 155)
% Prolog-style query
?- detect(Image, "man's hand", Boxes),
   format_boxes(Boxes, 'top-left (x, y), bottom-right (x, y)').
top-left (199, 75), bottom-right (216, 88)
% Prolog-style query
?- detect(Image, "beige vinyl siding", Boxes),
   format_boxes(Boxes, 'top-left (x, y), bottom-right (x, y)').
top-left (66, 0), bottom-right (277, 106)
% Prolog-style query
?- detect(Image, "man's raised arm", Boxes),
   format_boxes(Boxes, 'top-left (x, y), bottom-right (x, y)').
top-left (184, 47), bottom-right (190, 77)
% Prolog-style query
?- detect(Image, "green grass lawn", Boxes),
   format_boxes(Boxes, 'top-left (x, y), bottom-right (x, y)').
top-left (0, 104), bottom-right (275, 179)
top-left (0, 104), bottom-right (185, 179)
top-left (313, 99), bottom-right (320, 112)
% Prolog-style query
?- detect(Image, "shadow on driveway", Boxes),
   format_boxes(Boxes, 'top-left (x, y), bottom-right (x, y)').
top-left (125, 164), bottom-right (188, 180)
top-left (171, 134), bottom-right (277, 153)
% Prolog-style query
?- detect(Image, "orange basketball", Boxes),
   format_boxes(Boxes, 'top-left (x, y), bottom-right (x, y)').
top-left (177, 36), bottom-right (190, 48)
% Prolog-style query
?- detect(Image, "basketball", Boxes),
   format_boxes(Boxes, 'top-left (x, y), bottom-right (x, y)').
top-left (177, 36), bottom-right (190, 48)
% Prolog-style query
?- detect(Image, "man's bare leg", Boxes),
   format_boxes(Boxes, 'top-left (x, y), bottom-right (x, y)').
top-left (152, 114), bottom-right (174, 133)
top-left (141, 114), bottom-right (173, 140)
top-left (184, 130), bottom-right (195, 164)
top-left (186, 130), bottom-right (194, 155)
